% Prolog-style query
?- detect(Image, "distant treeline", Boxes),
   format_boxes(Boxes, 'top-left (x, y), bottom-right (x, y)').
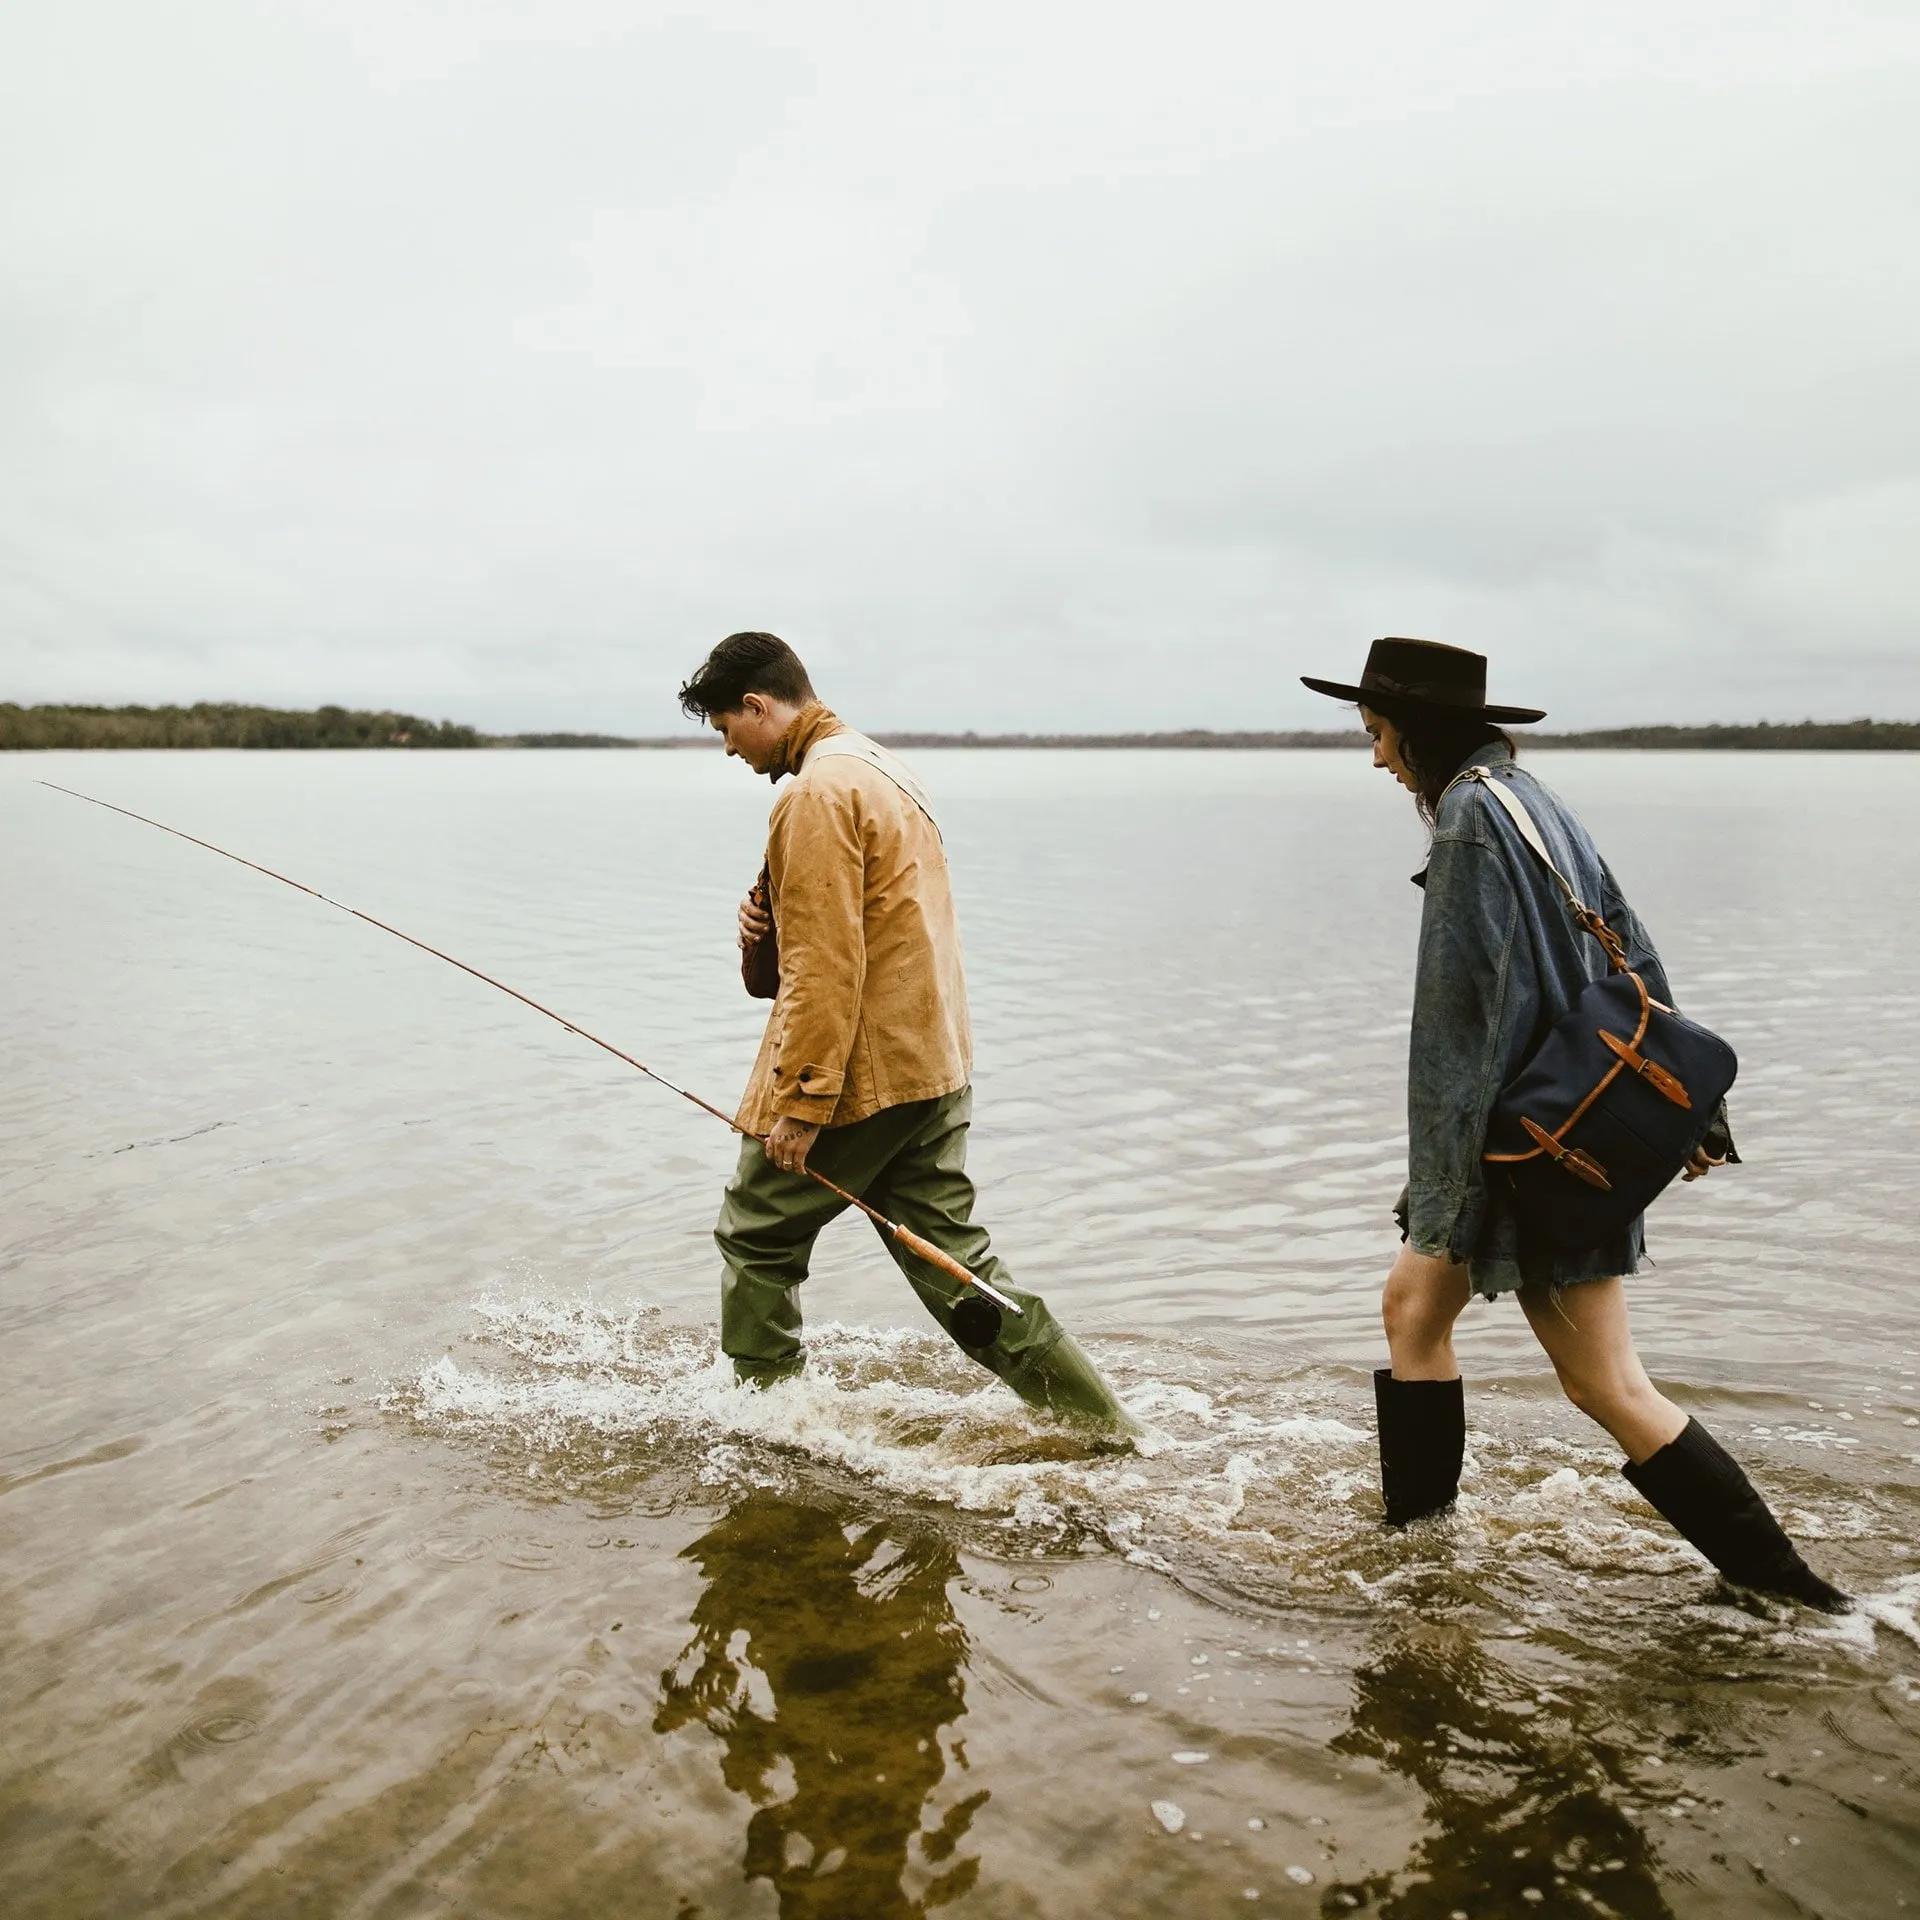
top-left (1, 703), bottom-right (484, 750)
top-left (873, 728), bottom-right (1363, 750)
top-left (6, 705), bottom-right (1918, 752)
top-left (878, 722), bottom-right (1920, 751)
top-left (508, 730), bottom-right (656, 749)
top-left (1531, 720), bottom-right (1920, 751)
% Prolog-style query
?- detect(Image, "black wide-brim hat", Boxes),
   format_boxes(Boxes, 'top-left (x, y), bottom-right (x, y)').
top-left (1302, 637), bottom-right (1546, 725)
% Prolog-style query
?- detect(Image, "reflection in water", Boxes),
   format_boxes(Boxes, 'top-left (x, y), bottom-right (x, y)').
top-left (656, 1492), bottom-right (985, 1917)
top-left (1332, 1621), bottom-right (1672, 1920)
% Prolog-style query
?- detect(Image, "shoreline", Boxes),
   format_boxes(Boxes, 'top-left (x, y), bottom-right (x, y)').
top-left (5, 703), bottom-right (1919, 752)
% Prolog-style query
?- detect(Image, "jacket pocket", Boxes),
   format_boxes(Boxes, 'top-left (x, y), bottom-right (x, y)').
top-left (793, 1063), bottom-right (846, 1101)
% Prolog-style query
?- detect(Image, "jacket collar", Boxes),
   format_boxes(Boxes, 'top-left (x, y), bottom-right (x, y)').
top-left (1413, 739), bottom-right (1518, 887)
top-left (765, 701), bottom-right (844, 781)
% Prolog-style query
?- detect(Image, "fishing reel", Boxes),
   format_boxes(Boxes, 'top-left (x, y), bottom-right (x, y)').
top-left (950, 1296), bottom-right (1003, 1350)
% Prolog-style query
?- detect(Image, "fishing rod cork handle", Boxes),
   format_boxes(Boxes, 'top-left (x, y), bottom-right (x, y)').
top-left (889, 1223), bottom-right (1023, 1316)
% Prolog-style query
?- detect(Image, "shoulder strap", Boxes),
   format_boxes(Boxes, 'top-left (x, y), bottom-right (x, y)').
top-left (1449, 765), bottom-right (1628, 972)
top-left (1454, 764), bottom-right (1565, 883)
top-left (804, 732), bottom-right (943, 840)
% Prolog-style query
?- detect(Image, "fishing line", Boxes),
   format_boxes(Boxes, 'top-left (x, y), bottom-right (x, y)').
top-left (41, 780), bottom-right (1020, 1317)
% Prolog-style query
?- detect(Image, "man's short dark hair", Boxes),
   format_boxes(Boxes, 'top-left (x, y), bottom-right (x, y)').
top-left (678, 631), bottom-right (816, 719)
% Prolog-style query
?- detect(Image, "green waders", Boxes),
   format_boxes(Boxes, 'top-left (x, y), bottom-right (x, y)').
top-left (715, 1087), bottom-right (1131, 1427)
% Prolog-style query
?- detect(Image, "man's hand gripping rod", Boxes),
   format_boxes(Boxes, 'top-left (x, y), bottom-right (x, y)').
top-left (41, 781), bottom-right (1021, 1317)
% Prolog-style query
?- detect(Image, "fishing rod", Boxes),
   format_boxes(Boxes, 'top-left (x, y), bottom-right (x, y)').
top-left (41, 780), bottom-right (1020, 1317)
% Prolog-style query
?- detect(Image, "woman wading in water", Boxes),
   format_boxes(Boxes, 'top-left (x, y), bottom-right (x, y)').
top-left (1303, 638), bottom-right (1847, 1611)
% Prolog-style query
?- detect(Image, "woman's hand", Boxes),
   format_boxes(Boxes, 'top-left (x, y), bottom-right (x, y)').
top-left (738, 890), bottom-right (772, 952)
top-left (764, 1116), bottom-right (820, 1174)
top-left (1680, 1145), bottom-right (1727, 1182)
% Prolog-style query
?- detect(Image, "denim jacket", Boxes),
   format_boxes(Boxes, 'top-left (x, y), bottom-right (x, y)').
top-left (1401, 742), bottom-right (1721, 1295)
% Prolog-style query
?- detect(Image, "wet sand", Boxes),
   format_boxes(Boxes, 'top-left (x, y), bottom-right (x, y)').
top-left (4, 748), bottom-right (1918, 1916)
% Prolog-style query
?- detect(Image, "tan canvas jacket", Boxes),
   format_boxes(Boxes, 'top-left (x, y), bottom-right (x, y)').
top-left (736, 704), bottom-right (972, 1133)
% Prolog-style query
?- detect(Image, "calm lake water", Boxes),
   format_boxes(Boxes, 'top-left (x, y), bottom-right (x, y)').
top-left (4, 747), bottom-right (1918, 1919)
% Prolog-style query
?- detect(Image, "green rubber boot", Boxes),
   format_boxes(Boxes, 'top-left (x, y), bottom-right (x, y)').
top-left (1000, 1332), bottom-right (1140, 1434)
top-left (733, 1355), bottom-right (807, 1390)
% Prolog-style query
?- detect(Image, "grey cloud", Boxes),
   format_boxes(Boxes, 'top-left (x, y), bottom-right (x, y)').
top-left (2, 0), bottom-right (1916, 731)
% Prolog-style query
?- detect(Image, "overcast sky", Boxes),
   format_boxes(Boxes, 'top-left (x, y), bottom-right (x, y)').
top-left (3, 1), bottom-right (1917, 733)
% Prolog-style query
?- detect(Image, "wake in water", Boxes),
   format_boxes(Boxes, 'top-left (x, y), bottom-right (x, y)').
top-left (389, 1289), bottom-right (1913, 1647)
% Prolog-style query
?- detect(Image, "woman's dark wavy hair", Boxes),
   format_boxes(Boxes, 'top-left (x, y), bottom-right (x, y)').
top-left (1367, 699), bottom-right (1516, 818)
top-left (678, 631), bottom-right (816, 719)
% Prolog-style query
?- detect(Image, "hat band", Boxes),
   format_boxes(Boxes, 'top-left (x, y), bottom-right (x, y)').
top-left (1360, 669), bottom-right (1485, 709)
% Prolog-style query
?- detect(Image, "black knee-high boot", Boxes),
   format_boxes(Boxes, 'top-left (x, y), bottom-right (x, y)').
top-left (1621, 1418), bottom-right (1850, 1612)
top-left (1374, 1369), bottom-right (1465, 1526)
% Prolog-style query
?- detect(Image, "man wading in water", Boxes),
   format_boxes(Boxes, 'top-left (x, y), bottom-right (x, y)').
top-left (678, 630), bottom-right (1131, 1424)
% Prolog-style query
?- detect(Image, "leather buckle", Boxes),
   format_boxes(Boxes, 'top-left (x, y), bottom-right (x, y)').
top-left (1598, 1029), bottom-right (1691, 1107)
top-left (1573, 907), bottom-right (1630, 973)
top-left (1520, 1115), bottom-right (1613, 1190)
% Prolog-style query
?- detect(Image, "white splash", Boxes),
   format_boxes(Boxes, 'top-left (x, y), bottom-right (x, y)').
top-left (394, 1292), bottom-right (1392, 1579)
top-left (391, 1288), bottom-right (1903, 1619)
top-left (1821, 1572), bottom-right (1920, 1651)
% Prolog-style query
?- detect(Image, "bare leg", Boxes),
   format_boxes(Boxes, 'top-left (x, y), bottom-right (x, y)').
top-left (1525, 1280), bottom-right (1848, 1607)
top-left (1373, 1246), bottom-right (1472, 1522)
top-left (1517, 1278), bottom-right (1686, 1464)
top-left (1381, 1245), bottom-right (1473, 1380)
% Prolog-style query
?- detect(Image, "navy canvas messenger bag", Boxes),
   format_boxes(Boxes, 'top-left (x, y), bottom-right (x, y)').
top-left (1458, 767), bottom-right (1739, 1256)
